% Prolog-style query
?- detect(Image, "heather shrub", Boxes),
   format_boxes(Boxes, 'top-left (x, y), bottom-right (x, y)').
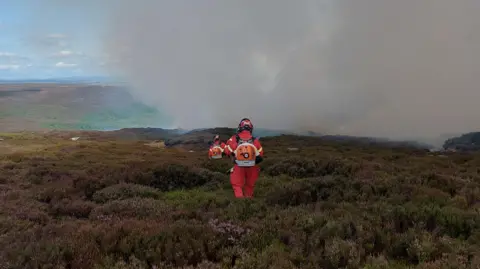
top-left (92, 183), bottom-right (162, 203)
top-left (1, 133), bottom-right (480, 268)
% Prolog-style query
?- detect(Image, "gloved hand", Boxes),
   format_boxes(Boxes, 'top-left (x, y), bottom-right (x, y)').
top-left (255, 155), bottom-right (263, 164)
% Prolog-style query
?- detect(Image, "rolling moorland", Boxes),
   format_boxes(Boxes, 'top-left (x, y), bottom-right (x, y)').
top-left (0, 83), bottom-right (171, 132)
top-left (2, 83), bottom-right (480, 268)
top-left (1, 127), bottom-right (480, 269)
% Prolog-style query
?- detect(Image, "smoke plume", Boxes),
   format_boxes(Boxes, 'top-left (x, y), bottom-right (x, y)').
top-left (34, 0), bottom-right (480, 143)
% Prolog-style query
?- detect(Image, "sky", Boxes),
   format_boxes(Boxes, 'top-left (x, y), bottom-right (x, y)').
top-left (0, 0), bottom-right (110, 79)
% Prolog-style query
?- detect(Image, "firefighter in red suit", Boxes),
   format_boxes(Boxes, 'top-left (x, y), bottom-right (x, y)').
top-left (208, 135), bottom-right (226, 159)
top-left (224, 118), bottom-right (264, 198)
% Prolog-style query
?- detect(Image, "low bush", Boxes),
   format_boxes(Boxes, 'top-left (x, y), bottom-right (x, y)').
top-left (264, 157), bottom-right (360, 178)
top-left (126, 164), bottom-right (228, 192)
top-left (92, 183), bottom-right (162, 203)
top-left (48, 199), bottom-right (96, 218)
top-left (89, 198), bottom-right (176, 220)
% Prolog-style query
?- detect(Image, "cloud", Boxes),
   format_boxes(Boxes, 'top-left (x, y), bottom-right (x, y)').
top-left (0, 64), bottom-right (20, 70)
top-left (26, 33), bottom-right (70, 51)
top-left (50, 50), bottom-right (85, 58)
top-left (44, 33), bottom-right (69, 47)
top-left (55, 62), bottom-right (77, 68)
top-left (56, 50), bottom-right (75, 56)
top-left (47, 33), bottom-right (67, 39)
top-left (0, 52), bottom-right (16, 57)
top-left (0, 52), bottom-right (30, 65)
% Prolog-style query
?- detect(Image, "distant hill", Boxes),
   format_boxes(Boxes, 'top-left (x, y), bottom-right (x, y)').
top-left (443, 132), bottom-right (480, 152)
top-left (319, 135), bottom-right (434, 150)
top-left (0, 76), bottom-right (121, 84)
top-left (106, 127), bottom-right (184, 141)
top-left (0, 83), bottom-right (169, 132)
top-left (164, 127), bottom-right (236, 149)
top-left (99, 127), bottom-right (435, 151)
top-left (0, 81), bottom-right (447, 150)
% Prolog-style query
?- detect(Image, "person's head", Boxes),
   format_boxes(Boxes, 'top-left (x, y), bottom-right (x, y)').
top-left (213, 134), bottom-right (220, 143)
top-left (237, 118), bottom-right (253, 133)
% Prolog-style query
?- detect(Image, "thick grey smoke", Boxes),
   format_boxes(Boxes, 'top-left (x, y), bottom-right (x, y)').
top-left (102, 0), bottom-right (341, 132)
top-left (34, 0), bottom-right (480, 144)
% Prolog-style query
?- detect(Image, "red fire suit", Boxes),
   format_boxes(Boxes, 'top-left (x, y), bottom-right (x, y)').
top-left (224, 130), bottom-right (264, 198)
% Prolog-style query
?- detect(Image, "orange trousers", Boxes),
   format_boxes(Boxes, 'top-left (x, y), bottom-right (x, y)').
top-left (230, 165), bottom-right (260, 198)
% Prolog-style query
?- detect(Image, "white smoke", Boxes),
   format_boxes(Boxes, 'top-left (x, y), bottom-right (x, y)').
top-left (32, 0), bottom-right (480, 144)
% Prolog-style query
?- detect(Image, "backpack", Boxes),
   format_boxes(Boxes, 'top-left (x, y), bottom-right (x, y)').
top-left (210, 145), bottom-right (223, 159)
top-left (233, 134), bottom-right (257, 167)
